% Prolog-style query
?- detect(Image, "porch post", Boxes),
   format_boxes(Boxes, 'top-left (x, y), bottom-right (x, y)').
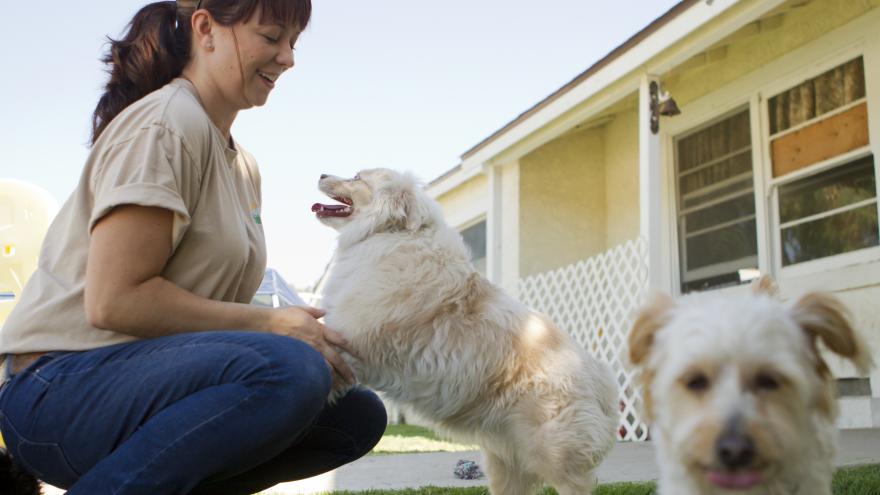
top-left (639, 74), bottom-right (666, 292)
top-left (500, 160), bottom-right (520, 295)
top-left (486, 163), bottom-right (503, 284)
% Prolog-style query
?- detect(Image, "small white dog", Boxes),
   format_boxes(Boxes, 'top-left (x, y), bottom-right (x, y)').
top-left (627, 278), bottom-right (873, 495)
top-left (313, 168), bottom-right (618, 495)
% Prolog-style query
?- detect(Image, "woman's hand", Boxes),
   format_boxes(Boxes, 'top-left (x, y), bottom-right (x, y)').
top-left (265, 306), bottom-right (358, 385)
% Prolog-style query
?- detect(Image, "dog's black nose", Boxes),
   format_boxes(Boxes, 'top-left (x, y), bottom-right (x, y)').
top-left (320, 174), bottom-right (328, 179)
top-left (716, 432), bottom-right (755, 468)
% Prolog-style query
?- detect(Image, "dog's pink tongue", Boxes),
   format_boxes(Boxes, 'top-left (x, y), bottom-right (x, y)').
top-left (311, 203), bottom-right (352, 218)
top-left (311, 203), bottom-right (347, 212)
top-left (707, 470), bottom-right (762, 490)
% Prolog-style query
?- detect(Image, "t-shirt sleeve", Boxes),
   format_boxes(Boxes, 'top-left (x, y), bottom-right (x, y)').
top-left (89, 124), bottom-right (202, 250)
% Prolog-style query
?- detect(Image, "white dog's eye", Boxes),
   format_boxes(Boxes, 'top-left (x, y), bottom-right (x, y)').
top-left (352, 174), bottom-right (361, 181)
top-left (683, 372), bottom-right (710, 393)
top-left (753, 372), bottom-right (780, 391)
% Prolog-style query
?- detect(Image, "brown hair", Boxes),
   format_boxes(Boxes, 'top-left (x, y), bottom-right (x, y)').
top-left (91, 0), bottom-right (311, 144)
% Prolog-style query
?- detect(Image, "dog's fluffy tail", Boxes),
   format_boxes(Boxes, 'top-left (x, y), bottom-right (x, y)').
top-left (0, 448), bottom-right (42, 495)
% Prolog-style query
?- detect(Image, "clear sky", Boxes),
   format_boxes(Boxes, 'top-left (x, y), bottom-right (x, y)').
top-left (1, 0), bottom-right (680, 290)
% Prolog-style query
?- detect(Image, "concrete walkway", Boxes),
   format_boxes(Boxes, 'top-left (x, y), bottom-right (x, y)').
top-left (268, 428), bottom-right (880, 494)
top-left (41, 429), bottom-right (880, 494)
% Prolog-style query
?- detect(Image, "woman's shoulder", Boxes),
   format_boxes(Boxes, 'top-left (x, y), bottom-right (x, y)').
top-left (97, 79), bottom-right (214, 151)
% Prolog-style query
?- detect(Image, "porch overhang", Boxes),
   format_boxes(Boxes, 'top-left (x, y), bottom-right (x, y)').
top-left (427, 0), bottom-right (790, 198)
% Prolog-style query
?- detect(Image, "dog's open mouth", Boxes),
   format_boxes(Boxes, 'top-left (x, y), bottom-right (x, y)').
top-left (706, 469), bottom-right (762, 490)
top-left (311, 195), bottom-right (353, 218)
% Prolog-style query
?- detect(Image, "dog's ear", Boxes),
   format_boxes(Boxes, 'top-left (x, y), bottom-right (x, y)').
top-left (750, 274), bottom-right (779, 297)
top-left (628, 292), bottom-right (674, 421)
top-left (788, 292), bottom-right (873, 375)
top-left (628, 292), bottom-right (674, 366)
top-left (373, 174), bottom-right (437, 232)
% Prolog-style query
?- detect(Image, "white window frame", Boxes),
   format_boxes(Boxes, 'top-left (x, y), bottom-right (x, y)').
top-left (660, 10), bottom-right (880, 296)
top-left (759, 51), bottom-right (880, 284)
top-left (671, 105), bottom-right (761, 293)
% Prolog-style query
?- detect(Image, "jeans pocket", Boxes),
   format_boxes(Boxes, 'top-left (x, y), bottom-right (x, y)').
top-left (1, 413), bottom-right (80, 488)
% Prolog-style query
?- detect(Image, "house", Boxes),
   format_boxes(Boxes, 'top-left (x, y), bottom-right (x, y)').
top-left (426, 0), bottom-right (880, 439)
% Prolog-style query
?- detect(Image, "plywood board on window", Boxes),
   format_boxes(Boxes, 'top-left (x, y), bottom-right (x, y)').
top-left (771, 103), bottom-right (869, 178)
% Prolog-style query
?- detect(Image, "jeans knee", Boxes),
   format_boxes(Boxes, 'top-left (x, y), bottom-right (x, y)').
top-left (257, 336), bottom-right (332, 406)
top-left (343, 390), bottom-right (388, 455)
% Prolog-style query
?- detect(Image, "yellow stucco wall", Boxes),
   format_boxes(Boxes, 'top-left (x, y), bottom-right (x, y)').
top-left (435, 173), bottom-right (488, 229)
top-left (663, 0), bottom-right (880, 107)
top-left (519, 127), bottom-right (606, 277)
top-left (603, 107), bottom-right (640, 248)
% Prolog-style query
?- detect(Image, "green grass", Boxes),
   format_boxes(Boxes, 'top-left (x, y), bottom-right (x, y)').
top-left (371, 424), bottom-right (478, 455)
top-left (832, 464), bottom-right (880, 495)
top-left (261, 464), bottom-right (880, 495)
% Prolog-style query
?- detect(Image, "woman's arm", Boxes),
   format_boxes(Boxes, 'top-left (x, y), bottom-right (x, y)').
top-left (85, 204), bottom-right (356, 383)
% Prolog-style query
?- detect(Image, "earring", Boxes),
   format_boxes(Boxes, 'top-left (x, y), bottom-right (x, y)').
top-left (205, 38), bottom-right (214, 50)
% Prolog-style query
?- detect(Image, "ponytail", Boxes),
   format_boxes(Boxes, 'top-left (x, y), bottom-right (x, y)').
top-left (91, 1), bottom-right (191, 145)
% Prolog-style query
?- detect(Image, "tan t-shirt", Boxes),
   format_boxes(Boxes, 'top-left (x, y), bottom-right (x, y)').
top-left (0, 78), bottom-right (267, 354)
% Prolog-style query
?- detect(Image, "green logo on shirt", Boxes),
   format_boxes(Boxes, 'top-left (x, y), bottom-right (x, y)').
top-left (251, 206), bottom-right (262, 225)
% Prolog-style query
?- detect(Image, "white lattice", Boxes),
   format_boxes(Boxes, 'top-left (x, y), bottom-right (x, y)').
top-left (518, 237), bottom-right (650, 441)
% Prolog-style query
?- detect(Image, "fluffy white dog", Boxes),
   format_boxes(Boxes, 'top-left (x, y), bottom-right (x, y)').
top-left (313, 168), bottom-right (618, 495)
top-left (627, 277), bottom-right (873, 495)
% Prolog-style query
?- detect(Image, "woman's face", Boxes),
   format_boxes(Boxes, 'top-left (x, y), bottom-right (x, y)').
top-left (209, 6), bottom-right (301, 109)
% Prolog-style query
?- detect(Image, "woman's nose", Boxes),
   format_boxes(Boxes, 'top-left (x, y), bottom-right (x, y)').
top-left (278, 46), bottom-right (294, 69)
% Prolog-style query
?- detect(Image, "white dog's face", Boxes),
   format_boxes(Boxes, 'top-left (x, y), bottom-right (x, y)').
top-left (628, 281), bottom-right (872, 492)
top-left (313, 168), bottom-right (440, 246)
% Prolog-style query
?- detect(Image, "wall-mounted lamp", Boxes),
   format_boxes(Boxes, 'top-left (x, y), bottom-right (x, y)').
top-left (649, 80), bottom-right (681, 134)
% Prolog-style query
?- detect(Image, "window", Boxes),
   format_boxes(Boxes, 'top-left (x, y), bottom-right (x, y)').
top-left (768, 57), bottom-right (877, 268)
top-left (460, 220), bottom-right (487, 274)
top-left (674, 109), bottom-right (759, 293)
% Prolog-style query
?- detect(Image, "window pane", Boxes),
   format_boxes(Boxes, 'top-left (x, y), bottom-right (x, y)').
top-left (781, 204), bottom-right (879, 266)
top-left (678, 111), bottom-right (751, 172)
top-left (460, 221), bottom-right (486, 272)
top-left (685, 194), bottom-right (755, 232)
top-left (679, 150), bottom-right (752, 196)
top-left (684, 177), bottom-right (753, 209)
top-left (779, 156), bottom-right (876, 224)
top-left (769, 57), bottom-right (865, 134)
top-left (685, 219), bottom-right (758, 271)
top-left (676, 108), bottom-right (757, 293)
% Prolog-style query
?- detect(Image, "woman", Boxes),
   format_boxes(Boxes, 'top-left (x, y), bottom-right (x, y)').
top-left (0, 1), bottom-right (387, 494)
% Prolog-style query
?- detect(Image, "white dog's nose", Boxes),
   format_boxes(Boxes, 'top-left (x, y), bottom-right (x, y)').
top-left (320, 174), bottom-right (329, 179)
top-left (716, 432), bottom-right (755, 468)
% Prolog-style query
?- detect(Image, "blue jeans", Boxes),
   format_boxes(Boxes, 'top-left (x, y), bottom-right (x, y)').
top-left (0, 331), bottom-right (387, 494)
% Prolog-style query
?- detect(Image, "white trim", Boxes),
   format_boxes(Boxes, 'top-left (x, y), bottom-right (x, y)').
top-left (455, 215), bottom-right (486, 232)
top-left (640, 75), bottom-right (667, 291)
top-left (683, 255), bottom-right (759, 283)
top-left (500, 160), bottom-right (521, 295)
top-left (486, 164), bottom-right (503, 284)
top-left (459, 0), bottom-right (788, 174)
top-left (426, 165), bottom-right (484, 199)
top-left (751, 93), bottom-right (774, 283)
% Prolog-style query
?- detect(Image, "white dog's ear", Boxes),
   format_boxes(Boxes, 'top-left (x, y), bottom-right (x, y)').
top-left (628, 292), bottom-right (674, 421)
top-left (373, 174), bottom-right (437, 232)
top-left (788, 292), bottom-right (873, 375)
top-left (750, 274), bottom-right (779, 297)
top-left (628, 293), bottom-right (675, 366)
